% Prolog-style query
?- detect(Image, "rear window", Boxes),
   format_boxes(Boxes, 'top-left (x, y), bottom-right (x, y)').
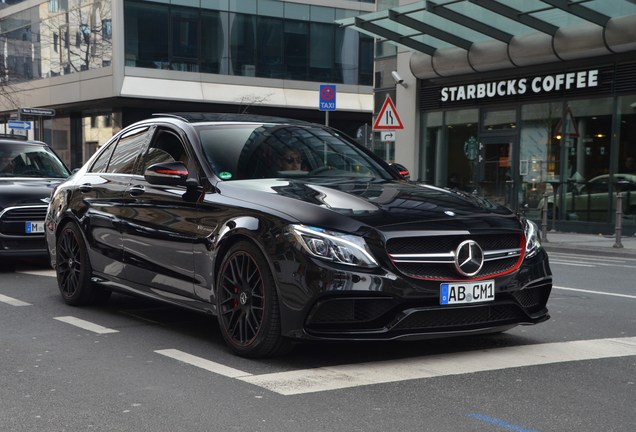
top-left (0, 142), bottom-right (70, 178)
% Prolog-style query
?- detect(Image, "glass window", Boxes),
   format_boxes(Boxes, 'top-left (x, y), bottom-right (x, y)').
top-left (171, 7), bottom-right (199, 71)
top-left (618, 96), bottom-right (636, 175)
top-left (445, 109), bottom-right (478, 191)
top-left (309, 22), bottom-right (334, 82)
top-left (558, 98), bottom-right (613, 222)
top-left (137, 130), bottom-right (187, 175)
top-left (90, 142), bottom-right (115, 173)
top-left (421, 111), bottom-right (443, 184)
top-left (257, 16), bottom-right (284, 78)
top-left (520, 102), bottom-right (562, 214)
top-left (230, 13), bottom-right (256, 76)
top-left (125, 1), bottom-right (169, 68)
top-left (617, 95), bottom-right (636, 225)
top-left (284, 21), bottom-right (309, 80)
top-left (0, 143), bottom-right (70, 179)
top-left (483, 109), bottom-right (516, 131)
top-left (336, 27), bottom-right (357, 84)
top-left (201, 10), bottom-right (225, 74)
top-left (117, 1), bottom-right (371, 85)
top-left (106, 127), bottom-right (151, 174)
top-left (198, 123), bottom-right (391, 181)
top-left (358, 34), bottom-right (374, 86)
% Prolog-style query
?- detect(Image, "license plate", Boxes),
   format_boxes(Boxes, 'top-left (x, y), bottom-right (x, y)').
top-left (440, 280), bottom-right (495, 305)
top-left (25, 221), bottom-right (45, 234)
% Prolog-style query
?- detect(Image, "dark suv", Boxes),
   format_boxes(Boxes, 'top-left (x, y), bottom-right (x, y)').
top-left (45, 113), bottom-right (552, 357)
top-left (0, 135), bottom-right (71, 258)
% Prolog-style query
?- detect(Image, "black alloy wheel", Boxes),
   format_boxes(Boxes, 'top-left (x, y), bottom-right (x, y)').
top-left (216, 241), bottom-right (289, 358)
top-left (56, 222), bottom-right (110, 305)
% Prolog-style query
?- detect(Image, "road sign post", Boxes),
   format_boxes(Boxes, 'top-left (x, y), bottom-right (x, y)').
top-left (7, 120), bottom-right (32, 130)
top-left (373, 96), bottom-right (404, 131)
top-left (18, 107), bottom-right (55, 141)
top-left (319, 84), bottom-right (336, 126)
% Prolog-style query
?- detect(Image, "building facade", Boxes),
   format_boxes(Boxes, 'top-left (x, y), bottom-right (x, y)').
top-left (0, 0), bottom-right (376, 168)
top-left (342, 0), bottom-right (636, 234)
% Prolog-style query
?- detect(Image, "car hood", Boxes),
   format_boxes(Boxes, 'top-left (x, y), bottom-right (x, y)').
top-left (0, 178), bottom-right (62, 209)
top-left (216, 178), bottom-right (522, 233)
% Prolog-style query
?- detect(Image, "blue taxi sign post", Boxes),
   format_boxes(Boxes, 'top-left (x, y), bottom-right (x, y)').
top-left (319, 84), bottom-right (336, 126)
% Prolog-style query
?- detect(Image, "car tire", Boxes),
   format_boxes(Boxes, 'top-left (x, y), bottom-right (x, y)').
top-left (55, 222), bottom-right (111, 306)
top-left (216, 240), bottom-right (291, 358)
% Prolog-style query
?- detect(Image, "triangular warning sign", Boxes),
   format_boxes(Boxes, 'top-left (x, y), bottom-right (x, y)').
top-left (373, 96), bottom-right (404, 130)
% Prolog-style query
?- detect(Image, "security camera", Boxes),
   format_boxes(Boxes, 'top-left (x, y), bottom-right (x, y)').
top-left (391, 71), bottom-right (408, 88)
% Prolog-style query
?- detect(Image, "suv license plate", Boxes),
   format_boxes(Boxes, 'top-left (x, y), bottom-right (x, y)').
top-left (25, 221), bottom-right (45, 234)
top-left (440, 280), bottom-right (495, 305)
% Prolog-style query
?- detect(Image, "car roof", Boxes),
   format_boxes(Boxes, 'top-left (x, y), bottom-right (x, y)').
top-left (151, 112), bottom-right (317, 127)
top-left (0, 136), bottom-right (49, 147)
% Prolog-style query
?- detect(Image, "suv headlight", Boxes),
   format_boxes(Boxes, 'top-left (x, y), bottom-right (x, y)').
top-left (290, 225), bottom-right (378, 268)
top-left (524, 219), bottom-right (541, 259)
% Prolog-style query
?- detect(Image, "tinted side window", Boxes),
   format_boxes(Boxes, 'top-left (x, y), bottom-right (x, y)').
top-left (107, 127), bottom-right (152, 174)
top-left (90, 142), bottom-right (115, 173)
top-left (137, 129), bottom-right (188, 174)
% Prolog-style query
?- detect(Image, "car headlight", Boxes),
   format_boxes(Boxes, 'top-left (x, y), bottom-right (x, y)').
top-left (524, 219), bottom-right (541, 259)
top-left (290, 225), bottom-right (379, 268)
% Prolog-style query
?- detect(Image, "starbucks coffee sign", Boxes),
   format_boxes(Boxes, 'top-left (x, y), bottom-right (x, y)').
top-left (440, 69), bottom-right (599, 103)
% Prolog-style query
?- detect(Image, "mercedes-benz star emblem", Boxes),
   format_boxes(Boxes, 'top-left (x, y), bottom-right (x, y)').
top-left (239, 292), bottom-right (249, 305)
top-left (454, 240), bottom-right (484, 277)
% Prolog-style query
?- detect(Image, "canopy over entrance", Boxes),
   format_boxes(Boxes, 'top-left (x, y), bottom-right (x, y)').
top-left (337, 0), bottom-right (636, 79)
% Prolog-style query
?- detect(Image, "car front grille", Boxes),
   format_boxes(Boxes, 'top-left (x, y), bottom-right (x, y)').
top-left (392, 304), bottom-right (526, 330)
top-left (386, 233), bottom-right (523, 280)
top-left (0, 206), bottom-right (48, 235)
top-left (1, 206), bottom-right (48, 222)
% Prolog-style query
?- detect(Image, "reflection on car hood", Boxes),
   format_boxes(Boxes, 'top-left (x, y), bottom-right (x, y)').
top-left (0, 178), bottom-right (62, 208)
top-left (217, 178), bottom-right (520, 231)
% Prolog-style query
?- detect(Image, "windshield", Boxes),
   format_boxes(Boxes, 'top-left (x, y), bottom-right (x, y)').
top-left (0, 142), bottom-right (70, 178)
top-left (197, 123), bottom-right (393, 181)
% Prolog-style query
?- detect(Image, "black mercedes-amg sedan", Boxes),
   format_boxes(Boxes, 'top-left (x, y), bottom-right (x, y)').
top-left (45, 113), bottom-right (552, 358)
top-left (1, 135), bottom-right (70, 258)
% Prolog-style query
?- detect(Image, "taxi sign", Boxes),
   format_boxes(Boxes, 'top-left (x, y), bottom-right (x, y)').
top-left (319, 85), bottom-right (336, 111)
top-left (373, 96), bottom-right (404, 130)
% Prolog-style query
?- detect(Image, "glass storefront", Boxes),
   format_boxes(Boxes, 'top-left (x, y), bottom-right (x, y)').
top-left (421, 89), bottom-right (636, 230)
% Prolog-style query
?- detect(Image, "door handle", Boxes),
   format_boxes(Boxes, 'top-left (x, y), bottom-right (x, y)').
top-left (127, 185), bottom-right (145, 196)
top-left (78, 183), bottom-right (93, 193)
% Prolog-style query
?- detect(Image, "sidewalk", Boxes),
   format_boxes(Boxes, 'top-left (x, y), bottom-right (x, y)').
top-left (541, 230), bottom-right (636, 257)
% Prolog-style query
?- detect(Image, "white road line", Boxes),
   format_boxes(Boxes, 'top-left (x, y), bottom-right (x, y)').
top-left (550, 261), bottom-right (595, 267)
top-left (549, 252), bottom-right (636, 263)
top-left (53, 316), bottom-right (119, 334)
top-left (553, 285), bottom-right (636, 300)
top-left (17, 269), bottom-right (57, 278)
top-left (156, 337), bottom-right (636, 396)
top-left (0, 293), bottom-right (32, 306)
top-left (155, 349), bottom-right (253, 378)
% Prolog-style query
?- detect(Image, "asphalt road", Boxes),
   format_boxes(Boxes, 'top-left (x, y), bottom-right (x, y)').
top-left (1, 253), bottom-right (635, 432)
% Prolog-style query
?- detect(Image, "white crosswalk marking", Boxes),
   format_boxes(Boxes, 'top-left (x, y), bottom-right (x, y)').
top-left (157, 336), bottom-right (636, 396)
top-left (554, 285), bottom-right (636, 300)
top-left (0, 293), bottom-right (32, 306)
top-left (17, 269), bottom-right (57, 278)
top-left (54, 316), bottom-right (119, 334)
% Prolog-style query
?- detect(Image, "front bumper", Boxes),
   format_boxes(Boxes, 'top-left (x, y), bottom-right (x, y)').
top-left (276, 249), bottom-right (552, 341)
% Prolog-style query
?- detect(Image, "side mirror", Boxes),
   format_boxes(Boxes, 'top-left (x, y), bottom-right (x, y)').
top-left (390, 163), bottom-right (410, 180)
top-left (144, 161), bottom-right (189, 186)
